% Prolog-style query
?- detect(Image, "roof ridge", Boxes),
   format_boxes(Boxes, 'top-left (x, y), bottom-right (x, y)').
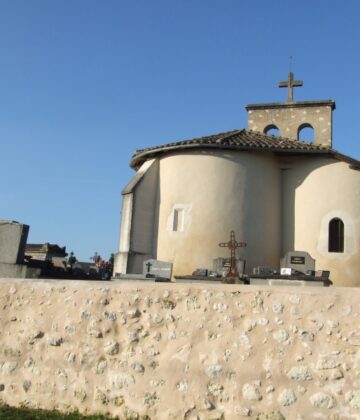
top-left (215, 129), bottom-right (244, 143)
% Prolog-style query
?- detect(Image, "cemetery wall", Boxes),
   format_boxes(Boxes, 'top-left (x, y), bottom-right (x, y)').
top-left (0, 279), bottom-right (360, 419)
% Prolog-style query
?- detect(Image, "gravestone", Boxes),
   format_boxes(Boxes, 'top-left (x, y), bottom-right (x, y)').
top-left (192, 268), bottom-right (208, 277)
top-left (143, 259), bottom-right (172, 280)
top-left (315, 270), bottom-right (330, 280)
top-left (0, 220), bottom-right (29, 264)
top-left (0, 220), bottom-right (40, 278)
top-left (253, 266), bottom-right (274, 276)
top-left (280, 251), bottom-right (315, 275)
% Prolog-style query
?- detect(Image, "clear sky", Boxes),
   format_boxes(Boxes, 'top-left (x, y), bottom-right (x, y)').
top-left (1, 0), bottom-right (360, 261)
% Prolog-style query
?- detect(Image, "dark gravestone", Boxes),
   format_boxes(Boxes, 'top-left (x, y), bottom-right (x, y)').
top-left (0, 220), bottom-right (40, 278)
top-left (0, 221), bottom-right (29, 264)
top-left (280, 251), bottom-right (315, 275)
top-left (192, 268), bottom-right (208, 277)
top-left (143, 259), bottom-right (172, 280)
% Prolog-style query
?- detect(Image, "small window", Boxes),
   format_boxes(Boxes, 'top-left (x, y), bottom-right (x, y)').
top-left (328, 218), bottom-right (344, 253)
top-left (173, 208), bottom-right (184, 232)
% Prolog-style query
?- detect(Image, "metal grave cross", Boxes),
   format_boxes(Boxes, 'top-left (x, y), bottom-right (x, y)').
top-left (219, 230), bottom-right (247, 277)
top-left (279, 72), bottom-right (303, 102)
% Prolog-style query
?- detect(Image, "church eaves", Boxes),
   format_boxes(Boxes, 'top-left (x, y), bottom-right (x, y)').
top-left (130, 129), bottom-right (360, 170)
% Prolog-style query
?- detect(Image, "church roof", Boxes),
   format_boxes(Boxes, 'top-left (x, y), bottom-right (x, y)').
top-left (130, 129), bottom-right (360, 169)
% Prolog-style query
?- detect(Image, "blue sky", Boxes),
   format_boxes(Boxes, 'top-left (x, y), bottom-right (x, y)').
top-left (1, 0), bottom-right (360, 261)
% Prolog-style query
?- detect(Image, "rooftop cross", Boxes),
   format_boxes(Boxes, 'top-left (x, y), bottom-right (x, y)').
top-left (279, 72), bottom-right (303, 102)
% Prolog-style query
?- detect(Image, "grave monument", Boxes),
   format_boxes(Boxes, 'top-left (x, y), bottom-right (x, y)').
top-left (0, 220), bottom-right (40, 278)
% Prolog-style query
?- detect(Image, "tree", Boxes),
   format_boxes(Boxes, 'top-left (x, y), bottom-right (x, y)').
top-left (67, 251), bottom-right (77, 270)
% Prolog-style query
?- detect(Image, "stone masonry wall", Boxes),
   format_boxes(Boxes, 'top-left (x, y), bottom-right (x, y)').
top-left (0, 279), bottom-right (360, 419)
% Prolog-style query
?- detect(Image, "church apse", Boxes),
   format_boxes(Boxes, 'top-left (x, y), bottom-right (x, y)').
top-left (115, 71), bottom-right (360, 286)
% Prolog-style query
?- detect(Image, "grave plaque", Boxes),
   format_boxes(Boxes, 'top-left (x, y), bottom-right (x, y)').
top-left (290, 255), bottom-right (305, 265)
top-left (280, 251), bottom-right (315, 275)
top-left (143, 259), bottom-right (172, 280)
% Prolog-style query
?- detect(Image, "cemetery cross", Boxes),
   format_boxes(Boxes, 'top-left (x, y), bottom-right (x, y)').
top-left (219, 230), bottom-right (247, 277)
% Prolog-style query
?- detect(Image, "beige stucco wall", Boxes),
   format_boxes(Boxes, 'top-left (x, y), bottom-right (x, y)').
top-left (283, 157), bottom-right (360, 287)
top-left (117, 148), bottom-right (360, 286)
top-left (1, 279), bottom-right (360, 419)
top-left (114, 159), bottom-right (159, 275)
top-left (156, 151), bottom-right (281, 276)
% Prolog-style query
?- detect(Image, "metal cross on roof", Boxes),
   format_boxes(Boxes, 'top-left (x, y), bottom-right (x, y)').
top-left (219, 230), bottom-right (247, 277)
top-left (279, 72), bottom-right (303, 102)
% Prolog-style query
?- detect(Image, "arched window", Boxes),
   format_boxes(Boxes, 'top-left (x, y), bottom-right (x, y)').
top-left (328, 218), bottom-right (344, 253)
top-left (264, 124), bottom-right (280, 137)
top-left (297, 123), bottom-right (314, 142)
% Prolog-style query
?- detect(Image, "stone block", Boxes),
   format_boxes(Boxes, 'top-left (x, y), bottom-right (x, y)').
top-left (280, 251), bottom-right (315, 275)
top-left (143, 259), bottom-right (172, 279)
top-left (0, 263), bottom-right (40, 279)
top-left (0, 220), bottom-right (29, 264)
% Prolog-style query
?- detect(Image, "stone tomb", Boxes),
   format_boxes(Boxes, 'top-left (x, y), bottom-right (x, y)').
top-left (249, 250), bottom-right (330, 287)
top-left (280, 251), bottom-right (315, 275)
top-left (0, 220), bottom-right (29, 265)
top-left (174, 258), bottom-right (247, 284)
top-left (0, 220), bottom-right (40, 278)
top-left (213, 257), bottom-right (245, 277)
top-left (143, 259), bottom-right (172, 280)
top-left (113, 259), bottom-right (172, 282)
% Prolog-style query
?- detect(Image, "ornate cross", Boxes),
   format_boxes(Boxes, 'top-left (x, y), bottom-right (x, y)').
top-left (219, 230), bottom-right (247, 277)
top-left (279, 72), bottom-right (303, 102)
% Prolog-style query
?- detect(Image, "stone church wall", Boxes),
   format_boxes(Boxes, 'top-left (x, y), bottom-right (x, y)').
top-left (1, 279), bottom-right (360, 419)
top-left (247, 101), bottom-right (334, 146)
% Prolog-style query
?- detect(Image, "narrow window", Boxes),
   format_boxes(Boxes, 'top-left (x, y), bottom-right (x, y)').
top-left (328, 218), bottom-right (344, 253)
top-left (173, 208), bottom-right (184, 232)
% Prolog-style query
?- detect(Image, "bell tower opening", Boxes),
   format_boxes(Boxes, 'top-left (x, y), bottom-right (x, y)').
top-left (264, 125), bottom-right (280, 136)
top-left (297, 123), bottom-right (314, 142)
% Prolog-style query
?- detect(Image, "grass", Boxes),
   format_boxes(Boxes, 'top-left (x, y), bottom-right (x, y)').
top-left (0, 403), bottom-right (118, 420)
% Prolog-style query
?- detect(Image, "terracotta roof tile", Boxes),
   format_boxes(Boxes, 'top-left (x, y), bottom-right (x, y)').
top-left (130, 129), bottom-right (360, 169)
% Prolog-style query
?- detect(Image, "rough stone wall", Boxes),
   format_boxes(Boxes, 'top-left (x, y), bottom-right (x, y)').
top-left (0, 279), bottom-right (360, 419)
top-left (247, 104), bottom-right (333, 147)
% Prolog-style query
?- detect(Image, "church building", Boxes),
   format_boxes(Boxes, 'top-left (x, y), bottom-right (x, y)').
top-left (114, 73), bottom-right (360, 287)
